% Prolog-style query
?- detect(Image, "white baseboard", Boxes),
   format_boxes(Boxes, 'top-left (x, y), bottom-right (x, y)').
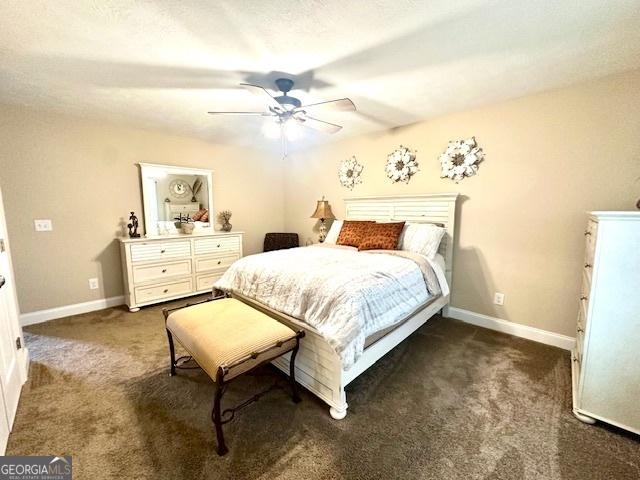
top-left (20, 295), bottom-right (125, 326)
top-left (447, 307), bottom-right (576, 351)
top-left (18, 297), bottom-right (574, 350)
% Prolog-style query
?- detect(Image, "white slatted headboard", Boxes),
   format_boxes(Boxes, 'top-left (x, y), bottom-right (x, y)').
top-left (344, 193), bottom-right (459, 287)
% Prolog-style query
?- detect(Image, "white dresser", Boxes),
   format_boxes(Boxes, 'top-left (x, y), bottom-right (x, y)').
top-left (571, 212), bottom-right (640, 434)
top-left (119, 232), bottom-right (243, 312)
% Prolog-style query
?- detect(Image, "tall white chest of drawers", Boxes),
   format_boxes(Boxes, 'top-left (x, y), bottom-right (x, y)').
top-left (119, 232), bottom-right (243, 312)
top-left (571, 212), bottom-right (640, 434)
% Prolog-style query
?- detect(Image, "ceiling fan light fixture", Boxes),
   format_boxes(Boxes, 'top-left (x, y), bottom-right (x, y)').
top-left (284, 119), bottom-right (301, 141)
top-left (262, 119), bottom-right (282, 139)
top-left (209, 78), bottom-right (355, 149)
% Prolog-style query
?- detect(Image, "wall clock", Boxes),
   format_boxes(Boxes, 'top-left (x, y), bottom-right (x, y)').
top-left (169, 179), bottom-right (190, 199)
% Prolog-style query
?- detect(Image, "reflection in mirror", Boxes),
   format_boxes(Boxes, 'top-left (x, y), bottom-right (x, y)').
top-left (139, 163), bottom-right (214, 236)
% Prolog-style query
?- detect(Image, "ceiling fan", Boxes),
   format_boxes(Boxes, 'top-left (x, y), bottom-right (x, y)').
top-left (207, 78), bottom-right (356, 146)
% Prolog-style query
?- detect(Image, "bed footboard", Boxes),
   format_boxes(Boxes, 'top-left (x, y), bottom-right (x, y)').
top-left (271, 331), bottom-right (348, 419)
top-left (235, 292), bottom-right (449, 420)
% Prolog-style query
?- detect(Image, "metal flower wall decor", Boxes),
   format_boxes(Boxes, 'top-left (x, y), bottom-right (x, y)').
top-left (338, 156), bottom-right (364, 190)
top-left (439, 137), bottom-right (485, 183)
top-left (385, 145), bottom-right (419, 184)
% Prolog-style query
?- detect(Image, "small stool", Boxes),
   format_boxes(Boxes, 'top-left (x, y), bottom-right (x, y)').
top-left (163, 296), bottom-right (304, 456)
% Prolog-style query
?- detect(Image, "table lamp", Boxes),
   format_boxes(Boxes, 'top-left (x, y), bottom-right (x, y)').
top-left (310, 196), bottom-right (335, 243)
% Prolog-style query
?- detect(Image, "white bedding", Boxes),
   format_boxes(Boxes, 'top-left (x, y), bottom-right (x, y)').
top-left (214, 245), bottom-right (448, 369)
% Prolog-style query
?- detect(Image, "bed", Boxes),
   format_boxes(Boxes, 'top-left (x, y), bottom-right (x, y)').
top-left (215, 194), bottom-right (458, 419)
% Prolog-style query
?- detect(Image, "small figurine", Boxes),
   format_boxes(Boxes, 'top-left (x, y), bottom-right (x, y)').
top-left (127, 211), bottom-right (141, 238)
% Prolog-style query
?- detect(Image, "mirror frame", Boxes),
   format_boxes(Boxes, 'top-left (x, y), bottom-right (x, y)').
top-left (139, 163), bottom-right (214, 237)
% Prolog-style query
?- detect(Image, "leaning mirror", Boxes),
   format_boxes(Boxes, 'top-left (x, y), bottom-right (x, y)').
top-left (139, 163), bottom-right (214, 236)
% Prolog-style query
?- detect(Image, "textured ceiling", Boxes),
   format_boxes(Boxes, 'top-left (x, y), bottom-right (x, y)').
top-left (1, 0), bottom-right (639, 152)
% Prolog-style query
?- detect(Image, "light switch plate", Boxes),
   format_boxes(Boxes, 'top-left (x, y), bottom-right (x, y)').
top-left (34, 219), bottom-right (53, 231)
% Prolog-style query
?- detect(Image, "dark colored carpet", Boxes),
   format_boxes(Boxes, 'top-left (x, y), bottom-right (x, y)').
top-left (7, 298), bottom-right (639, 479)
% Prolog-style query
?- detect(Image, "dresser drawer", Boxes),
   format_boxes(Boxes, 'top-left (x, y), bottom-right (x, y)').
top-left (194, 253), bottom-right (238, 273)
top-left (576, 329), bottom-right (584, 364)
top-left (577, 298), bottom-right (586, 331)
top-left (580, 269), bottom-right (591, 304)
top-left (134, 278), bottom-right (193, 304)
top-left (170, 203), bottom-right (199, 214)
top-left (196, 272), bottom-right (224, 291)
top-left (194, 236), bottom-right (240, 255)
top-left (132, 260), bottom-right (192, 284)
top-left (571, 348), bottom-right (582, 392)
top-left (579, 288), bottom-right (590, 326)
top-left (576, 306), bottom-right (586, 362)
top-left (584, 219), bottom-right (598, 265)
top-left (130, 241), bottom-right (191, 263)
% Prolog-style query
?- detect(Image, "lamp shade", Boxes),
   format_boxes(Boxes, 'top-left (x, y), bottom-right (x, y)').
top-left (310, 197), bottom-right (335, 220)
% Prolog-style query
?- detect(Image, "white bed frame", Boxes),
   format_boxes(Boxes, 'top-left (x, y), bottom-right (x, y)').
top-left (235, 193), bottom-right (458, 419)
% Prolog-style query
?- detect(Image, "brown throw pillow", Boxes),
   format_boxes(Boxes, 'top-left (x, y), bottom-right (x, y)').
top-left (192, 208), bottom-right (207, 221)
top-left (336, 221), bottom-right (374, 247)
top-left (358, 222), bottom-right (406, 251)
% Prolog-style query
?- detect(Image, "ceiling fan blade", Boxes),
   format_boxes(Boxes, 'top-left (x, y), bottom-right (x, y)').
top-left (296, 116), bottom-right (343, 134)
top-left (207, 111), bottom-right (275, 116)
top-left (240, 83), bottom-right (283, 111)
top-left (296, 98), bottom-right (356, 113)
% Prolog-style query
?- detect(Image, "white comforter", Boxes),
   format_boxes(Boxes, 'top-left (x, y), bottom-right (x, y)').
top-left (214, 245), bottom-right (447, 369)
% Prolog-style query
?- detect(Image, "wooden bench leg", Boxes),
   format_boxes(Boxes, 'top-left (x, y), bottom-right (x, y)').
top-left (212, 369), bottom-right (229, 456)
top-left (166, 329), bottom-right (176, 377)
top-left (289, 341), bottom-right (301, 404)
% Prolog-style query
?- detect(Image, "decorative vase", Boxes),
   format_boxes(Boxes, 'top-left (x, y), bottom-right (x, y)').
top-left (181, 223), bottom-right (195, 235)
top-left (221, 222), bottom-right (232, 232)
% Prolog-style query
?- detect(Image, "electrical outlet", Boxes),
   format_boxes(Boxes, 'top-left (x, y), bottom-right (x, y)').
top-left (88, 278), bottom-right (99, 290)
top-left (34, 219), bottom-right (53, 231)
top-left (494, 292), bottom-right (505, 306)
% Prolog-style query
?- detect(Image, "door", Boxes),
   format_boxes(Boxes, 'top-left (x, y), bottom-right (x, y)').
top-left (0, 186), bottom-right (26, 454)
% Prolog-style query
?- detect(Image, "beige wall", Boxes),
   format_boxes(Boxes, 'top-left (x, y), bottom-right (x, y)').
top-left (2, 69), bottom-right (639, 334)
top-left (284, 69), bottom-right (640, 337)
top-left (0, 106), bottom-right (282, 313)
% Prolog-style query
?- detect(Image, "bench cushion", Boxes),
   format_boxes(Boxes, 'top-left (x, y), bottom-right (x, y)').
top-left (166, 298), bottom-right (297, 381)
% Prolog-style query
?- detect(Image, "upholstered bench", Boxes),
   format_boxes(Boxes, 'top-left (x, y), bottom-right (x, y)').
top-left (163, 296), bottom-right (305, 456)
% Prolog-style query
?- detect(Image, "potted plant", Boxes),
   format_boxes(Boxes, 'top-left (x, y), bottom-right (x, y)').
top-left (218, 210), bottom-right (233, 232)
top-left (174, 213), bottom-right (195, 234)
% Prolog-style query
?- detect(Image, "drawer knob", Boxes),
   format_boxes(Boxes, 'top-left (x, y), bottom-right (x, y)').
top-left (217, 244), bottom-right (221, 248)
top-left (584, 231), bottom-right (591, 236)
top-left (577, 328), bottom-right (584, 333)
top-left (160, 249), bottom-right (166, 254)
top-left (217, 260), bottom-right (222, 265)
top-left (163, 289), bottom-right (169, 293)
top-left (162, 269), bottom-right (167, 273)
top-left (580, 295), bottom-right (588, 301)
top-left (584, 263), bottom-right (592, 269)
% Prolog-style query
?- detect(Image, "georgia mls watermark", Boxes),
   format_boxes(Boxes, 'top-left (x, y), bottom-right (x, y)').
top-left (0, 456), bottom-right (72, 480)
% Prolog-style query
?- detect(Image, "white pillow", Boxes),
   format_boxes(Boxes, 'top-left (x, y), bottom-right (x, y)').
top-left (323, 220), bottom-right (343, 244)
top-left (399, 223), bottom-right (445, 259)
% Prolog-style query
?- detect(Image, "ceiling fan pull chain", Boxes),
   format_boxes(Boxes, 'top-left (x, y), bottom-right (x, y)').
top-left (281, 125), bottom-right (288, 160)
